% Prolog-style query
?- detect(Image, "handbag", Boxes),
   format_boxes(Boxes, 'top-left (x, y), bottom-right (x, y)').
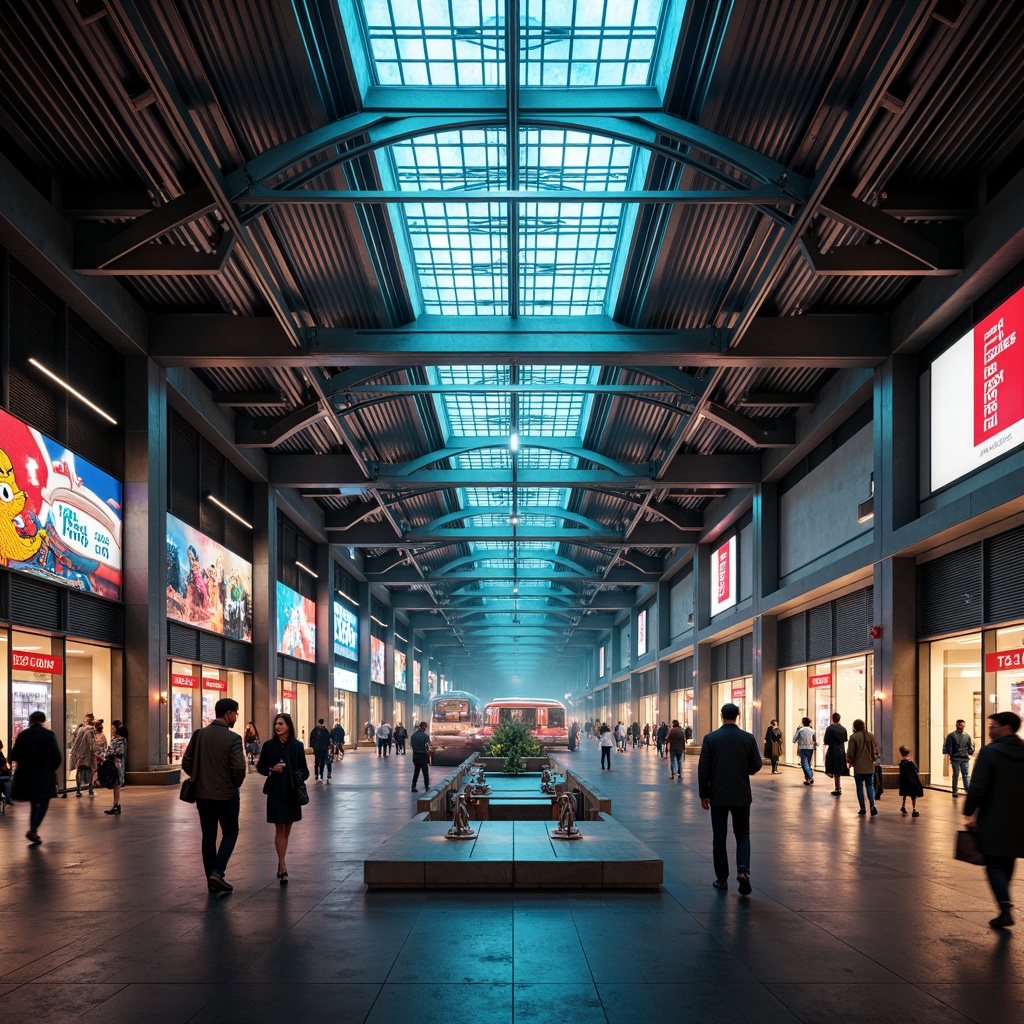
top-left (294, 781), bottom-right (310, 806)
top-left (955, 829), bottom-right (986, 866)
top-left (97, 756), bottom-right (119, 789)
top-left (179, 730), bottom-right (201, 803)
top-left (873, 763), bottom-right (884, 797)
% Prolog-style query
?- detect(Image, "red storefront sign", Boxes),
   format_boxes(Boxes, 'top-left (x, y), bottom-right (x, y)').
top-left (974, 286), bottom-right (1024, 445)
top-left (282, 688), bottom-right (297, 700)
top-left (731, 687), bottom-right (745, 699)
top-left (203, 678), bottom-right (227, 691)
top-left (172, 673), bottom-right (198, 688)
top-left (809, 673), bottom-right (832, 688)
top-left (986, 650), bottom-right (1024, 672)
top-left (12, 651), bottom-right (63, 674)
top-left (716, 542), bottom-right (731, 603)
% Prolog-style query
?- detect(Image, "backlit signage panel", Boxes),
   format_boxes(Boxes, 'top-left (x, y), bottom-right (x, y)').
top-left (395, 650), bottom-right (407, 690)
top-left (931, 284), bottom-right (1024, 490)
top-left (334, 666), bottom-right (358, 693)
top-left (371, 635), bottom-right (385, 683)
top-left (276, 581), bottom-right (316, 662)
top-left (637, 609), bottom-right (648, 656)
top-left (710, 536), bottom-right (737, 617)
top-left (333, 601), bottom-right (358, 661)
top-left (0, 407), bottom-right (122, 599)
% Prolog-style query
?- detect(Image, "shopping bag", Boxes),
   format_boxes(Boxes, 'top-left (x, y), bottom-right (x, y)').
top-left (954, 829), bottom-right (986, 866)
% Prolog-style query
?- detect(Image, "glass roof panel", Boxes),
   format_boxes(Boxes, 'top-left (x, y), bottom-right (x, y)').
top-left (357, 1), bottom-right (667, 89)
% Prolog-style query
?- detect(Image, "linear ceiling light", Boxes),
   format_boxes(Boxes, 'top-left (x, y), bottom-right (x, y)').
top-left (295, 560), bottom-right (318, 579)
top-left (28, 358), bottom-right (118, 425)
top-left (371, 615), bottom-right (388, 628)
top-left (205, 493), bottom-right (252, 530)
top-left (337, 590), bottom-right (359, 607)
top-left (509, 431), bottom-right (519, 452)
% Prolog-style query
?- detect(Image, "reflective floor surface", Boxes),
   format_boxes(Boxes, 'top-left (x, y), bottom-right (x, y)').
top-left (0, 742), bottom-right (1020, 1023)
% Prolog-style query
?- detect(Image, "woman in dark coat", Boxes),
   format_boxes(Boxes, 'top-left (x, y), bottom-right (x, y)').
top-left (823, 713), bottom-right (850, 796)
top-left (763, 719), bottom-right (784, 774)
top-left (256, 712), bottom-right (309, 884)
top-left (10, 711), bottom-right (63, 844)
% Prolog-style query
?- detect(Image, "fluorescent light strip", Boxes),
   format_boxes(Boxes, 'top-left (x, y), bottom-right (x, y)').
top-left (206, 494), bottom-right (253, 530)
top-left (394, 632), bottom-right (407, 643)
top-left (28, 358), bottom-right (118, 425)
top-left (370, 615), bottom-right (388, 628)
top-left (295, 560), bottom-right (319, 579)
top-left (336, 590), bottom-right (359, 607)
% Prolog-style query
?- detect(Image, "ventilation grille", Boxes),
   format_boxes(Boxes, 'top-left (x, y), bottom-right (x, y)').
top-left (279, 656), bottom-right (315, 684)
top-left (67, 592), bottom-right (124, 644)
top-left (917, 544), bottom-right (983, 637)
top-left (200, 631), bottom-right (225, 667)
top-left (835, 588), bottom-right (873, 656)
top-left (986, 525), bottom-right (1024, 626)
top-left (711, 635), bottom-right (751, 681)
top-left (779, 614), bottom-right (807, 668)
top-left (9, 574), bottom-right (61, 631)
top-left (168, 622), bottom-right (200, 661)
top-left (807, 604), bottom-right (833, 661)
top-left (224, 639), bottom-right (253, 671)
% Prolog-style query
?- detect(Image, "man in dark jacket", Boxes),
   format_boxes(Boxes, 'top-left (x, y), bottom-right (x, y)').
top-left (11, 711), bottom-right (63, 845)
top-left (309, 718), bottom-right (331, 782)
top-left (698, 702), bottom-right (762, 896)
top-left (409, 721), bottom-right (431, 792)
top-left (964, 711), bottom-right (1024, 928)
top-left (182, 698), bottom-right (245, 894)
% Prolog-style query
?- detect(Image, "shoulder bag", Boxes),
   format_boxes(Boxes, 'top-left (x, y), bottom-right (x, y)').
top-left (290, 741), bottom-right (310, 805)
top-left (179, 731), bottom-right (201, 803)
top-left (955, 828), bottom-right (986, 866)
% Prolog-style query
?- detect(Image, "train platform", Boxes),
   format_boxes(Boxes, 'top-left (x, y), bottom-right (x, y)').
top-left (0, 741), bottom-right (1019, 1023)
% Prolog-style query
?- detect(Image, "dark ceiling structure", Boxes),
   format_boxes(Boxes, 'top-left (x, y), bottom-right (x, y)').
top-left (2, 0), bottom-right (1022, 692)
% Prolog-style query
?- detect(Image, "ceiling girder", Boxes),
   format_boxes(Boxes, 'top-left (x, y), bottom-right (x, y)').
top-left (367, 566), bottom-right (660, 585)
top-left (74, 230), bottom-right (236, 275)
top-left (235, 401), bottom-right (326, 448)
top-left (269, 452), bottom-right (762, 489)
top-left (702, 402), bottom-right (795, 448)
top-left (212, 390), bottom-right (288, 408)
top-left (149, 313), bottom-right (890, 368)
top-left (324, 522), bottom-right (698, 547)
top-left (738, 391), bottom-right (817, 408)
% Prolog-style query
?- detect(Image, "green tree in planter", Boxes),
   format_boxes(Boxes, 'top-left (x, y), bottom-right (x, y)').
top-left (484, 718), bottom-right (542, 774)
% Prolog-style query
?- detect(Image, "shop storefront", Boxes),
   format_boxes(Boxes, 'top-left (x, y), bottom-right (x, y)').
top-left (711, 677), bottom-right (753, 733)
top-left (780, 655), bottom-right (873, 767)
top-left (168, 660), bottom-right (248, 762)
top-left (278, 680), bottom-right (312, 745)
top-left (333, 666), bottom-right (357, 746)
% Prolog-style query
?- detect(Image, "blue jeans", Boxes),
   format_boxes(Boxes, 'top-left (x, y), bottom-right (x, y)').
top-left (951, 760), bottom-right (970, 795)
top-left (854, 772), bottom-right (876, 812)
top-left (798, 749), bottom-right (814, 780)
top-left (197, 794), bottom-right (240, 879)
top-left (670, 749), bottom-right (684, 775)
top-left (710, 805), bottom-right (750, 881)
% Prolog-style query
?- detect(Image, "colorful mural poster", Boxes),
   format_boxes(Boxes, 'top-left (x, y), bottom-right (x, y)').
top-left (334, 600), bottom-right (358, 661)
top-left (277, 581), bottom-right (316, 662)
top-left (0, 407), bottom-right (122, 599)
top-left (166, 513), bottom-right (253, 641)
top-left (371, 635), bottom-right (385, 683)
top-left (395, 650), bottom-right (407, 690)
top-left (413, 660), bottom-right (421, 695)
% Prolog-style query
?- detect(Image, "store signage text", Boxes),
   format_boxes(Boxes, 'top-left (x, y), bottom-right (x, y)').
top-left (282, 688), bottom-right (297, 700)
top-left (731, 686), bottom-right (745, 699)
top-left (986, 650), bottom-right (1024, 672)
top-left (172, 673), bottom-right (198, 688)
top-left (809, 674), bottom-right (832, 688)
top-left (203, 678), bottom-right (227, 691)
top-left (13, 651), bottom-right (63, 674)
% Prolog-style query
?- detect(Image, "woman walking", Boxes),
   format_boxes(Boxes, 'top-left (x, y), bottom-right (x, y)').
top-left (847, 719), bottom-right (879, 816)
top-left (763, 720), bottom-right (783, 774)
top-left (599, 722), bottom-right (614, 770)
top-left (822, 713), bottom-right (850, 796)
top-left (256, 712), bottom-right (309, 884)
top-left (103, 723), bottom-right (127, 815)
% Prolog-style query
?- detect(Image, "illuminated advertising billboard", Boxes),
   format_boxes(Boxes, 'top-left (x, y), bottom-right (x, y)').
top-left (371, 635), bottom-right (385, 683)
top-left (333, 600), bottom-right (358, 661)
top-left (334, 666), bottom-right (358, 693)
top-left (276, 581), bottom-right (315, 662)
top-left (637, 609), bottom-right (648, 656)
top-left (0, 406), bottom-right (122, 599)
top-left (395, 649), bottom-right (407, 690)
top-left (413, 659), bottom-right (421, 694)
top-left (710, 535), bottom-right (737, 617)
top-left (931, 284), bottom-right (1024, 490)
top-left (167, 513), bottom-right (253, 641)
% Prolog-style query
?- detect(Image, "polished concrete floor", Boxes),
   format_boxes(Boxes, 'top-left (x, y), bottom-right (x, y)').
top-left (0, 740), bottom-right (1020, 1023)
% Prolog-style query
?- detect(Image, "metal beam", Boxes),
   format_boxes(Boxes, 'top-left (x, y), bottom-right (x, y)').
top-left (75, 231), bottom-right (236, 276)
top-left (800, 236), bottom-right (961, 276)
top-left (365, 565), bottom-right (659, 585)
top-left (270, 452), bottom-right (761, 489)
top-left (325, 522), bottom-right (697, 546)
top-left (701, 402), bottom-right (795, 448)
top-left (738, 391), bottom-right (817, 408)
top-left (212, 390), bottom-right (287, 408)
top-left (235, 401), bottom-right (327, 448)
top-left (150, 313), bottom-right (888, 368)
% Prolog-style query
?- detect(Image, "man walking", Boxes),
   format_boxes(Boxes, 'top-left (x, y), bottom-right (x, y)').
top-left (666, 718), bottom-right (686, 780)
top-left (182, 697), bottom-right (245, 894)
top-left (409, 721), bottom-right (431, 792)
top-left (11, 711), bottom-right (63, 845)
top-left (698, 702), bottom-right (762, 895)
top-left (376, 721), bottom-right (392, 757)
top-left (963, 711), bottom-right (1024, 928)
top-left (943, 718), bottom-right (976, 797)
top-left (329, 721), bottom-right (346, 781)
top-left (309, 718), bottom-right (331, 782)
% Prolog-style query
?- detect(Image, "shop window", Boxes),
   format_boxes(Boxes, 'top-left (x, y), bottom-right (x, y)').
top-left (928, 635), bottom-right (981, 790)
top-left (64, 641), bottom-right (114, 786)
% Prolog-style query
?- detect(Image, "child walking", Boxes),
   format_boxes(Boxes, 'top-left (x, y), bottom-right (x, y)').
top-left (898, 744), bottom-right (924, 816)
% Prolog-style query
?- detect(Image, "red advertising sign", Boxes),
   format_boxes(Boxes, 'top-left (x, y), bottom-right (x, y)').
top-left (731, 686), bottom-right (745, 699)
top-left (987, 650), bottom-right (1024, 672)
top-left (974, 286), bottom-right (1024, 445)
top-left (282, 688), bottom-right (297, 700)
top-left (809, 673), bottom-right (832, 688)
top-left (716, 542), bottom-right (731, 603)
top-left (12, 651), bottom-right (63, 674)
top-left (172, 673), bottom-right (198, 688)
top-left (203, 677), bottom-right (227, 691)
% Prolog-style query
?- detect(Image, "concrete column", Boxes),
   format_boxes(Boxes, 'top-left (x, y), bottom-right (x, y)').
top-left (752, 614), bottom-right (778, 744)
top-left (356, 579), bottom-right (371, 743)
top-left (314, 541), bottom-right (333, 723)
top-left (252, 485), bottom-right (277, 738)
top-left (873, 556), bottom-right (917, 764)
top-left (657, 658), bottom-right (671, 729)
top-left (693, 639), bottom-right (713, 740)
top-left (122, 356), bottom-right (167, 770)
top-left (875, 356), bottom-right (918, 534)
top-left (755, 484), bottom-right (779, 599)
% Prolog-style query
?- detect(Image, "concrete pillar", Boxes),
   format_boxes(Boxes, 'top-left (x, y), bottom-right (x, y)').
top-left (122, 356), bottom-right (167, 770)
top-left (873, 556), bottom-right (917, 764)
top-left (875, 356), bottom-right (918, 534)
top-left (314, 541), bottom-right (333, 723)
top-left (252, 485), bottom-right (277, 738)
top-left (752, 614), bottom-right (778, 744)
top-left (356, 579), bottom-right (371, 743)
top-left (657, 658), bottom-right (671, 730)
top-left (694, 639), bottom-right (713, 740)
